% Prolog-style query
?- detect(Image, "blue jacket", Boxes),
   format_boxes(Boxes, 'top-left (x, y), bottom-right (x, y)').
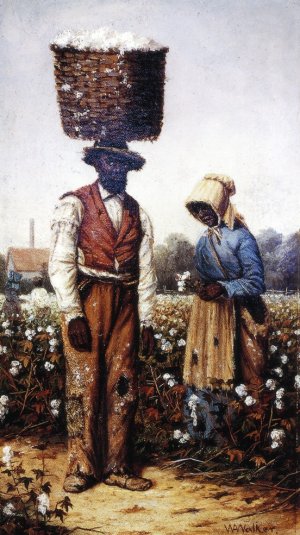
top-left (195, 222), bottom-right (265, 298)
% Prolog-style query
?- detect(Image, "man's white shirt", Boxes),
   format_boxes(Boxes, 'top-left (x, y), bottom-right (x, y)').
top-left (48, 183), bottom-right (157, 324)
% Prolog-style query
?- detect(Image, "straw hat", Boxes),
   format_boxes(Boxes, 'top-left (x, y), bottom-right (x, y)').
top-left (185, 174), bottom-right (246, 229)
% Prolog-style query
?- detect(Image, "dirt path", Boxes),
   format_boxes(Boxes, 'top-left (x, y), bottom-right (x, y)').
top-left (0, 436), bottom-right (298, 535)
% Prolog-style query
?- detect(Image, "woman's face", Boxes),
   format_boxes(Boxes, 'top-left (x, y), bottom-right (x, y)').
top-left (196, 203), bottom-right (219, 227)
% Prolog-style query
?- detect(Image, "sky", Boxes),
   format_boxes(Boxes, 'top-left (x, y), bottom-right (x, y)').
top-left (1, 0), bottom-right (300, 252)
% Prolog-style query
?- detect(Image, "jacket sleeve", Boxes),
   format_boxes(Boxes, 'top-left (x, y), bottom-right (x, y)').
top-left (219, 233), bottom-right (266, 298)
top-left (138, 207), bottom-right (157, 324)
top-left (48, 196), bottom-right (85, 321)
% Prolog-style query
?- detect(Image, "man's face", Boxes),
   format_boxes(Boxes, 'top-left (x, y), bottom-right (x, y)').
top-left (196, 202), bottom-right (219, 227)
top-left (96, 153), bottom-right (131, 194)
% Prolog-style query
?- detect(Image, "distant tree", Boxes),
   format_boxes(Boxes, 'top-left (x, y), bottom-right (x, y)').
top-left (257, 228), bottom-right (299, 291)
top-left (155, 233), bottom-right (196, 290)
top-left (155, 229), bottom-right (299, 293)
top-left (277, 231), bottom-right (300, 290)
top-left (0, 253), bottom-right (6, 293)
top-left (256, 228), bottom-right (282, 256)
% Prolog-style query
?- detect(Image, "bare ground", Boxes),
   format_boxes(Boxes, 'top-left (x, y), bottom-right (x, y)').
top-left (0, 436), bottom-right (298, 535)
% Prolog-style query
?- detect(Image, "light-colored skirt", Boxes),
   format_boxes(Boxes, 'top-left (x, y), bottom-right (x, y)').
top-left (183, 295), bottom-right (235, 389)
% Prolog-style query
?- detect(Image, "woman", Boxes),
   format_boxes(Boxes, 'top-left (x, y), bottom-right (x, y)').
top-left (183, 174), bottom-right (269, 441)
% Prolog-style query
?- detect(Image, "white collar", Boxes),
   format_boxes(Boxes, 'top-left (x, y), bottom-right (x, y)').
top-left (98, 182), bottom-right (125, 201)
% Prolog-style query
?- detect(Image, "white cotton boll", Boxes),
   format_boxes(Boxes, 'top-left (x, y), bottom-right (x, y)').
top-left (294, 375), bottom-right (300, 389)
top-left (5, 330), bottom-right (12, 337)
top-left (49, 338), bottom-right (58, 347)
top-left (265, 379), bottom-right (277, 390)
top-left (244, 395), bottom-right (256, 407)
top-left (51, 409), bottom-right (59, 417)
top-left (273, 367), bottom-right (284, 378)
top-left (275, 388), bottom-right (285, 399)
top-left (0, 345), bottom-right (7, 354)
top-left (46, 325), bottom-right (55, 335)
top-left (169, 328), bottom-right (177, 336)
top-left (167, 378), bottom-right (177, 388)
top-left (280, 355), bottom-right (288, 364)
top-left (179, 432), bottom-right (190, 444)
top-left (37, 493), bottom-right (50, 516)
top-left (2, 321), bottom-right (10, 328)
top-left (11, 361), bottom-right (21, 368)
top-left (2, 446), bottom-right (13, 464)
top-left (3, 502), bottom-right (15, 516)
top-left (0, 395), bottom-right (9, 406)
top-left (270, 345), bottom-right (277, 354)
top-left (287, 341), bottom-right (292, 347)
top-left (161, 341), bottom-right (172, 352)
top-left (162, 373), bottom-right (171, 381)
top-left (51, 28), bottom-right (165, 52)
top-left (270, 428), bottom-right (285, 442)
top-left (173, 429), bottom-right (182, 440)
top-left (274, 400), bottom-right (284, 410)
top-left (44, 362), bottom-right (55, 372)
top-left (294, 329), bottom-right (300, 336)
top-left (177, 339), bottom-right (186, 347)
top-left (235, 384), bottom-right (248, 397)
top-left (9, 367), bottom-right (19, 377)
top-left (154, 333), bottom-right (162, 339)
top-left (271, 441), bottom-right (280, 449)
top-left (50, 399), bottom-right (61, 410)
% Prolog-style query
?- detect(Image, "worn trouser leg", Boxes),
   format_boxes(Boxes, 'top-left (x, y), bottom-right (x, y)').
top-left (104, 286), bottom-right (139, 475)
top-left (61, 282), bottom-right (139, 480)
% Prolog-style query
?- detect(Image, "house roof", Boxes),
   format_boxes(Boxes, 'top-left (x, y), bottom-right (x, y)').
top-left (7, 248), bottom-right (50, 273)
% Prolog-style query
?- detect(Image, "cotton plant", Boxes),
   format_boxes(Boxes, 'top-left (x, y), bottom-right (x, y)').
top-left (9, 360), bottom-right (22, 377)
top-left (2, 445), bottom-right (13, 465)
top-left (50, 399), bottom-right (61, 417)
top-left (173, 429), bottom-right (191, 443)
top-left (175, 271), bottom-right (191, 292)
top-left (294, 375), bottom-right (300, 389)
top-left (162, 373), bottom-right (177, 388)
top-left (244, 395), bottom-right (256, 407)
top-left (270, 428), bottom-right (285, 449)
top-left (37, 492), bottom-right (50, 516)
top-left (0, 395), bottom-right (9, 423)
top-left (265, 378), bottom-right (277, 390)
top-left (235, 384), bottom-right (248, 397)
top-left (0, 445), bottom-right (73, 529)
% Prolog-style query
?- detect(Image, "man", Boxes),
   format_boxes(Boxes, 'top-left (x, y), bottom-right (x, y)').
top-left (49, 140), bottom-right (156, 493)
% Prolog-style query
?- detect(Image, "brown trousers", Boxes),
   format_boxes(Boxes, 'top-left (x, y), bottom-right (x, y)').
top-left (61, 281), bottom-right (140, 480)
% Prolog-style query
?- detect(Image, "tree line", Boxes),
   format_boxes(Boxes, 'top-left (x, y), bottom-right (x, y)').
top-left (0, 228), bottom-right (299, 293)
top-left (154, 228), bottom-right (300, 292)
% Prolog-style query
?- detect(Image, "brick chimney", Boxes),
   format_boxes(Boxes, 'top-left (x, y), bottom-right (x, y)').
top-left (30, 219), bottom-right (35, 248)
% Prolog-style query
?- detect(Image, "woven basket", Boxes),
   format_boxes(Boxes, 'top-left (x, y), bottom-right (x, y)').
top-left (50, 45), bottom-right (168, 142)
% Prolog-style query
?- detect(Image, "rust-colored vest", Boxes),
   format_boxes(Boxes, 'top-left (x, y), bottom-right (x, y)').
top-left (61, 181), bottom-right (142, 278)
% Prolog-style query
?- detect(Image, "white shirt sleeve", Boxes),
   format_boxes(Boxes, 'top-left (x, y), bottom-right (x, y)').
top-left (138, 207), bottom-right (157, 324)
top-left (48, 195), bottom-right (84, 321)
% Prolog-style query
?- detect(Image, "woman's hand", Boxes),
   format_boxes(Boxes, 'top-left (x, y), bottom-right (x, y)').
top-left (197, 282), bottom-right (225, 301)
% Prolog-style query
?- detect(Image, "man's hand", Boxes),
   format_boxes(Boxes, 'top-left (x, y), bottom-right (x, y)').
top-left (141, 325), bottom-right (155, 357)
top-left (197, 282), bottom-right (225, 301)
top-left (68, 316), bottom-right (92, 352)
